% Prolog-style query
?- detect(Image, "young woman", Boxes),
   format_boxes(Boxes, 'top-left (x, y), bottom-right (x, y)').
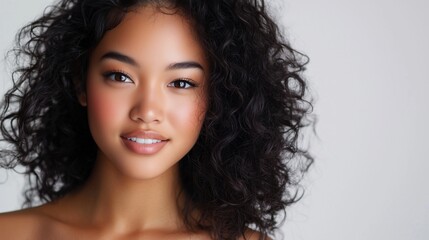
top-left (0, 0), bottom-right (313, 239)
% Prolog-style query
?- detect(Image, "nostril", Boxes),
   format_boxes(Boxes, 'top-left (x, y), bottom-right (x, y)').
top-left (130, 107), bottom-right (162, 123)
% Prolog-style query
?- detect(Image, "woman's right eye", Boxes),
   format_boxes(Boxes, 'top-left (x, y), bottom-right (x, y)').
top-left (103, 71), bottom-right (133, 83)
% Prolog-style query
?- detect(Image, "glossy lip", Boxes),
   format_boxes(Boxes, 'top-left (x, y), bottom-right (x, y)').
top-left (121, 130), bottom-right (169, 155)
top-left (121, 130), bottom-right (168, 140)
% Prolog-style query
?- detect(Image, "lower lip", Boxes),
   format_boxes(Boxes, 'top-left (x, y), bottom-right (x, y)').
top-left (121, 137), bottom-right (168, 155)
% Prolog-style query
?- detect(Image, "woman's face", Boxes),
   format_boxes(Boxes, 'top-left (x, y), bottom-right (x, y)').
top-left (82, 6), bottom-right (208, 180)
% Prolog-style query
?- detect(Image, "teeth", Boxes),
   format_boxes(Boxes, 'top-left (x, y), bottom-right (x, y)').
top-left (127, 137), bottom-right (162, 144)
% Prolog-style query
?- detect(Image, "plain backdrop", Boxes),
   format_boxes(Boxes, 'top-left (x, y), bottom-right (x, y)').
top-left (1, 0), bottom-right (428, 239)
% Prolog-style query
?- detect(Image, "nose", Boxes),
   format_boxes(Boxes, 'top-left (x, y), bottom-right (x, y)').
top-left (129, 82), bottom-right (164, 124)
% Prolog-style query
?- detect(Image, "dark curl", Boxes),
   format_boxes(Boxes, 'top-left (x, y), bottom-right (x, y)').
top-left (1, 0), bottom-right (313, 239)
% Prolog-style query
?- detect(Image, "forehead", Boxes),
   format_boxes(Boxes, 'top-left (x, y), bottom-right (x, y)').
top-left (90, 5), bottom-right (207, 69)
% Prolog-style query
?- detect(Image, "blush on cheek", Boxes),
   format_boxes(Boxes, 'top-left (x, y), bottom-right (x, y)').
top-left (169, 100), bottom-right (206, 133)
top-left (92, 100), bottom-right (114, 119)
top-left (87, 87), bottom-right (124, 130)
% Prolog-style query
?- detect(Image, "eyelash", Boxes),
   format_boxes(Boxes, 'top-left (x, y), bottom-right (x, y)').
top-left (103, 71), bottom-right (197, 89)
top-left (167, 78), bottom-right (197, 89)
top-left (103, 71), bottom-right (133, 83)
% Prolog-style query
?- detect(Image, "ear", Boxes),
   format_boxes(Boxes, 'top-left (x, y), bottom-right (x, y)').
top-left (74, 77), bottom-right (87, 106)
top-left (77, 91), bottom-right (87, 106)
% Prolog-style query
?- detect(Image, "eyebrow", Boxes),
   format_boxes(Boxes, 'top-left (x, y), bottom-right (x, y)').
top-left (167, 61), bottom-right (204, 72)
top-left (100, 51), bottom-right (139, 67)
top-left (100, 51), bottom-right (204, 72)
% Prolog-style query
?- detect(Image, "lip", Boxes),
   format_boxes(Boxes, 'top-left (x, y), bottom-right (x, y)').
top-left (121, 130), bottom-right (169, 155)
top-left (121, 130), bottom-right (168, 140)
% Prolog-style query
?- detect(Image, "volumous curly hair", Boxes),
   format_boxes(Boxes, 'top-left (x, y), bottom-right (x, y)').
top-left (0, 0), bottom-right (313, 239)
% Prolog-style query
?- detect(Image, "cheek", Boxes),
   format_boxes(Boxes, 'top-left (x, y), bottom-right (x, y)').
top-left (86, 83), bottom-right (127, 131)
top-left (168, 96), bottom-right (206, 134)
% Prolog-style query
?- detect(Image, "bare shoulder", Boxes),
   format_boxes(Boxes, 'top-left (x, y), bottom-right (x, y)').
top-left (239, 228), bottom-right (273, 240)
top-left (0, 206), bottom-right (52, 239)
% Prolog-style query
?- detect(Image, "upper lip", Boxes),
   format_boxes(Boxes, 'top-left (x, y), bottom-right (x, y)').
top-left (121, 130), bottom-right (168, 141)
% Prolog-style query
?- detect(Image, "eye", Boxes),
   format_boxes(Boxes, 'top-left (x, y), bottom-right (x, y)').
top-left (168, 79), bottom-right (196, 89)
top-left (103, 71), bottom-right (133, 83)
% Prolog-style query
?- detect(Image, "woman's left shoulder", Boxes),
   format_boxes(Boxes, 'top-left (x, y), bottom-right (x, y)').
top-left (0, 206), bottom-right (49, 239)
top-left (239, 229), bottom-right (272, 240)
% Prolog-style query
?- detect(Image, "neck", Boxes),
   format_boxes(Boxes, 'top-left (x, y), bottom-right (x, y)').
top-left (67, 155), bottom-right (186, 233)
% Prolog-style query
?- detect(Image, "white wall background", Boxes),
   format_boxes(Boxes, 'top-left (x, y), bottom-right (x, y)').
top-left (1, 0), bottom-right (428, 239)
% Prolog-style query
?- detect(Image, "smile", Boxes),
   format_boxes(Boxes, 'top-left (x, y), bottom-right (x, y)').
top-left (127, 137), bottom-right (162, 144)
top-left (121, 136), bottom-right (168, 155)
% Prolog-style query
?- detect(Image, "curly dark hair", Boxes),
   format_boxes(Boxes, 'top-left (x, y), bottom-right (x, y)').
top-left (1, 0), bottom-right (313, 239)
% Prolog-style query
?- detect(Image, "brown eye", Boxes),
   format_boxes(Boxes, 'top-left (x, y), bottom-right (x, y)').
top-left (168, 79), bottom-right (196, 89)
top-left (103, 71), bottom-right (133, 83)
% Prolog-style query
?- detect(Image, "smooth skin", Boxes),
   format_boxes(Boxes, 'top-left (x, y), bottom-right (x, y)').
top-left (0, 6), bottom-right (264, 240)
